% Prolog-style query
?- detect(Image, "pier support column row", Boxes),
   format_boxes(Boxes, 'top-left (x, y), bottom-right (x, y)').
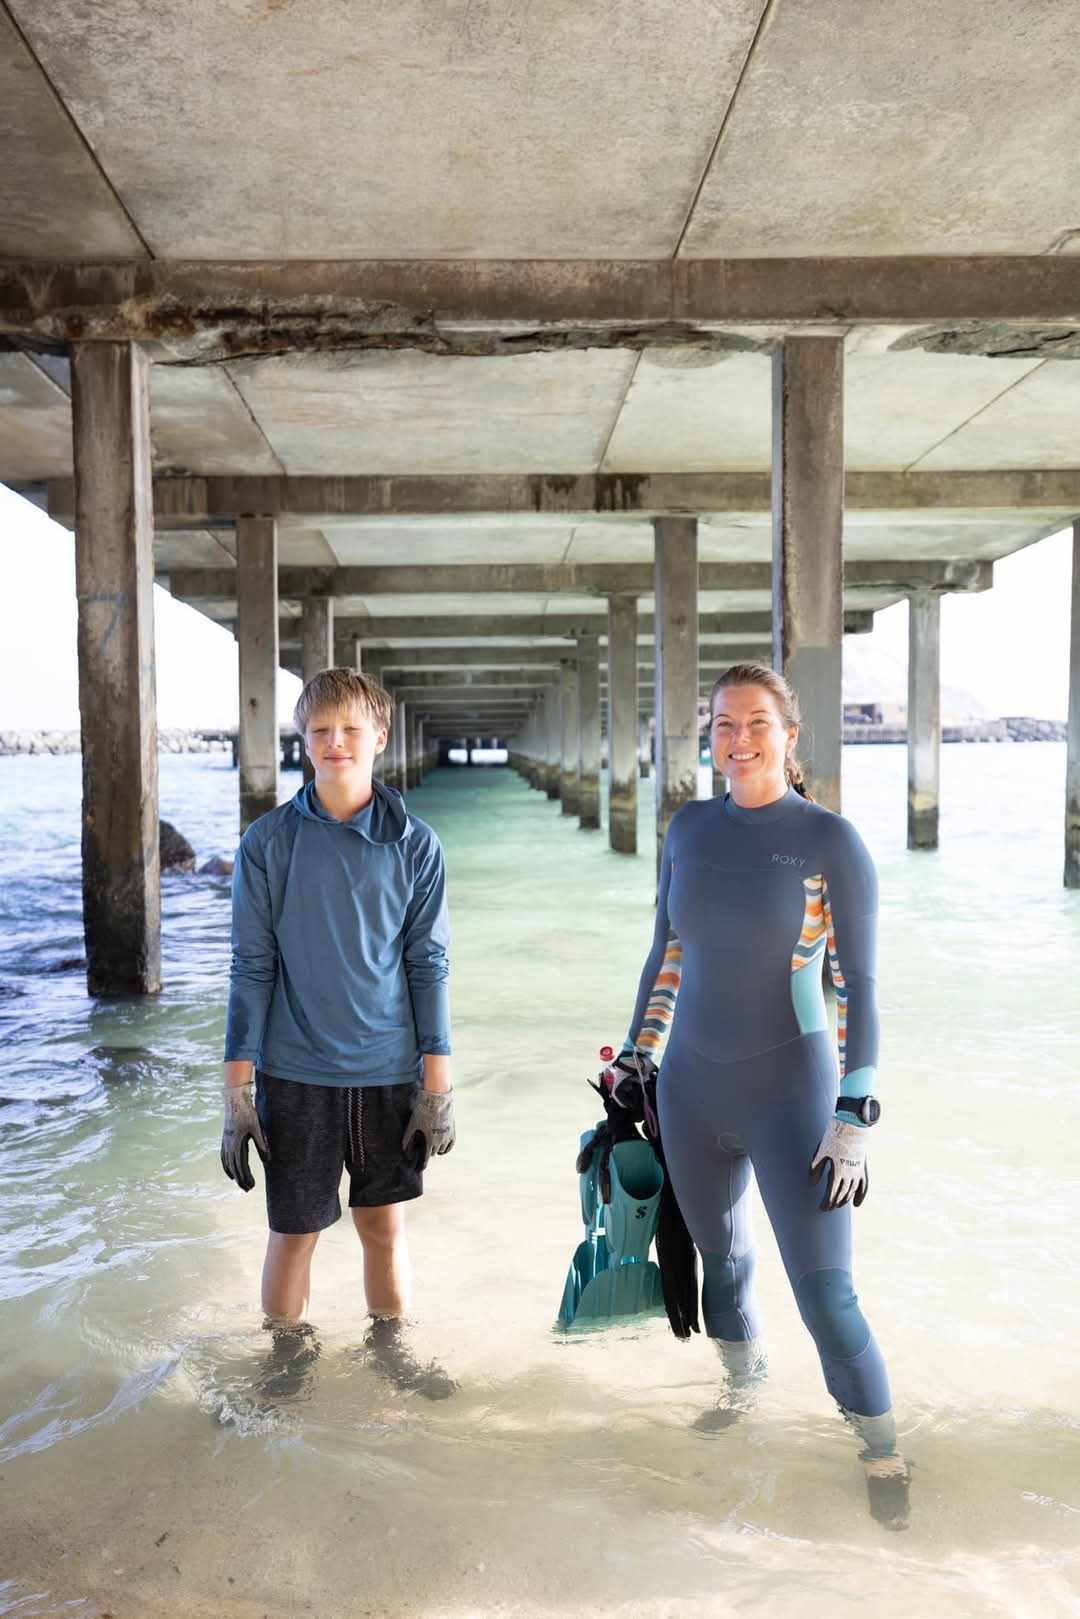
top-left (653, 516), bottom-right (699, 870)
top-left (72, 341), bottom-right (161, 996)
top-left (545, 684), bottom-right (562, 799)
top-left (608, 594), bottom-right (638, 854)
top-left (577, 633), bottom-right (601, 830)
top-left (772, 335), bottom-right (844, 812)
top-left (907, 591), bottom-right (941, 850)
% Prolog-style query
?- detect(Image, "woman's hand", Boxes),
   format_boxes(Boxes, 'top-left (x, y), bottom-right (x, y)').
top-left (809, 1119), bottom-right (869, 1211)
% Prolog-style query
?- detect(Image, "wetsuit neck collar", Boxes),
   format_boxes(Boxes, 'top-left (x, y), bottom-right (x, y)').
top-left (722, 785), bottom-right (801, 825)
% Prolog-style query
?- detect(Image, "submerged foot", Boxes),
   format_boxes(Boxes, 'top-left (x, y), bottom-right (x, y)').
top-left (693, 1342), bottom-right (767, 1434)
top-left (255, 1320), bottom-right (321, 1403)
top-left (362, 1316), bottom-right (458, 1401)
top-left (863, 1454), bottom-right (911, 1531)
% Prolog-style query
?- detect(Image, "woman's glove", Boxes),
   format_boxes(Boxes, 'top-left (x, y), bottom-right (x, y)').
top-left (402, 1089), bottom-right (456, 1171)
top-left (809, 1118), bottom-right (869, 1212)
top-left (220, 1083), bottom-right (270, 1192)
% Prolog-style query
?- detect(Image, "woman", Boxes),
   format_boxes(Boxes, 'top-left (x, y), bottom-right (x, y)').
top-left (617, 662), bottom-right (909, 1529)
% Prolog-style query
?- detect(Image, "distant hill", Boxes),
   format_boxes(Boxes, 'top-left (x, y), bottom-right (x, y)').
top-left (843, 638), bottom-right (990, 722)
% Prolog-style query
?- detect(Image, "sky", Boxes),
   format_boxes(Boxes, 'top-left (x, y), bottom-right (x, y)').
top-left (0, 483), bottom-right (1073, 729)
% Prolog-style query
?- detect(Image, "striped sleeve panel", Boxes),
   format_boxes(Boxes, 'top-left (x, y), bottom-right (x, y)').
top-left (821, 882), bottom-right (848, 1077)
top-left (635, 934), bottom-right (684, 1056)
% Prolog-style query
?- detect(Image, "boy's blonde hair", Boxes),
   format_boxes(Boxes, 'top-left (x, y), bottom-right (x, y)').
top-left (293, 667), bottom-right (393, 735)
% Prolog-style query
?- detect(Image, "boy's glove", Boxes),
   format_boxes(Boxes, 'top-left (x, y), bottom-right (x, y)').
top-left (220, 1083), bottom-right (269, 1192)
top-left (402, 1088), bottom-right (455, 1171)
top-left (809, 1118), bottom-right (869, 1212)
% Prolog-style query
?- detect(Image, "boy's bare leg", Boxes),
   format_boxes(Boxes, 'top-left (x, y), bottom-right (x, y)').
top-left (352, 1204), bottom-right (411, 1317)
top-left (261, 1231), bottom-right (321, 1322)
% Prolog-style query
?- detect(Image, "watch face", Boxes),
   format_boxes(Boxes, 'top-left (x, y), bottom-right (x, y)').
top-left (863, 1097), bottom-right (881, 1125)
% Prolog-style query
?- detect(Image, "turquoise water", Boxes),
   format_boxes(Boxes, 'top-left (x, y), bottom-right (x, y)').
top-left (0, 746), bottom-right (1078, 1618)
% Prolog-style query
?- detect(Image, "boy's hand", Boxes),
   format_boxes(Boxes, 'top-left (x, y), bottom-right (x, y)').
top-left (402, 1089), bottom-right (455, 1171)
top-left (221, 1083), bottom-right (270, 1192)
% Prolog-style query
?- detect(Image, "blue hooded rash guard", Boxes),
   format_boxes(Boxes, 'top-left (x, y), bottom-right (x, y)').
top-left (224, 779), bottom-right (451, 1087)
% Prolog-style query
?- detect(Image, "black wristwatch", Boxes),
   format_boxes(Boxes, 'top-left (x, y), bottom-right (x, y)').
top-left (835, 1095), bottom-right (881, 1126)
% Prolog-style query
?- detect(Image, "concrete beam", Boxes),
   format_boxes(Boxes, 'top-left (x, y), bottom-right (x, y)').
top-left (173, 560), bottom-right (992, 602)
top-left (653, 517), bottom-right (699, 869)
top-left (347, 643), bottom-right (774, 670)
top-left (907, 592), bottom-right (941, 850)
top-left (48, 469), bottom-right (1080, 526)
top-left (772, 337), bottom-right (844, 812)
top-left (237, 517), bottom-right (280, 829)
top-left (304, 610), bottom-right (873, 642)
top-left (1066, 522), bottom-right (1080, 889)
top-left (608, 594), bottom-right (638, 855)
top-left (71, 341), bottom-right (160, 997)
top-left (9, 259), bottom-right (1080, 361)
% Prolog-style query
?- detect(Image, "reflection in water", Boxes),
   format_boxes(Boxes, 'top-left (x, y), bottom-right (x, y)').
top-left (0, 749), bottom-right (1078, 1617)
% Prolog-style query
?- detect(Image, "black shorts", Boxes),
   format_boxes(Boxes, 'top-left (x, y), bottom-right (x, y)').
top-left (254, 1071), bottom-right (423, 1235)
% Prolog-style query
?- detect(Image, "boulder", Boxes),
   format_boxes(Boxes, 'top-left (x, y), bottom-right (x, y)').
top-left (159, 820), bottom-right (196, 872)
top-left (198, 854), bottom-right (235, 877)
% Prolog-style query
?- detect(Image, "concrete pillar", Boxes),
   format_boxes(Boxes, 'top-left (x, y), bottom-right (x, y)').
top-left (408, 709), bottom-right (423, 788)
top-left (1066, 521), bottom-right (1080, 888)
top-left (577, 633), bottom-right (601, 830)
top-left (353, 638), bottom-right (364, 672)
top-left (301, 595), bottom-right (334, 784)
top-left (545, 686), bottom-right (561, 799)
top-left (237, 515), bottom-right (279, 832)
top-left (560, 659), bottom-right (580, 816)
top-left (638, 714), bottom-right (651, 778)
top-left (608, 594), bottom-right (638, 854)
top-left (771, 335), bottom-right (845, 812)
top-left (395, 700), bottom-right (408, 794)
top-left (653, 517), bottom-right (699, 868)
top-left (907, 591), bottom-right (941, 850)
top-left (71, 341), bottom-right (160, 996)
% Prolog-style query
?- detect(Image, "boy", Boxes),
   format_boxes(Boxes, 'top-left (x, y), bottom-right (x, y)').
top-left (219, 667), bottom-right (454, 1353)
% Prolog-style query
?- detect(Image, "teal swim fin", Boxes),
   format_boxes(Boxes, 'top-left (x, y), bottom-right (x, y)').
top-left (558, 1129), bottom-right (666, 1331)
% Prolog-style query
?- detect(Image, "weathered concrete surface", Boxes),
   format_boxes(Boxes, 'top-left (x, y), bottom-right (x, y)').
top-left (545, 687), bottom-right (561, 800)
top-left (0, 7), bottom-right (145, 258)
top-left (653, 517), bottom-right (699, 870)
top-left (1066, 524), bottom-right (1080, 890)
top-left (907, 592), bottom-right (941, 850)
top-left (576, 633), bottom-right (601, 832)
top-left (226, 350), bottom-right (638, 476)
top-left (772, 337), bottom-right (844, 812)
top-left (682, 1), bottom-right (1080, 257)
top-left (10, 1), bottom-right (766, 259)
top-left (71, 342), bottom-right (160, 996)
top-left (0, 352), bottom-right (73, 478)
top-left (7, 262), bottom-right (1080, 362)
top-left (237, 517), bottom-right (279, 831)
top-left (47, 470), bottom-right (1080, 525)
top-left (560, 661), bottom-right (580, 817)
top-left (917, 362), bottom-right (1080, 471)
top-left (639, 715), bottom-right (652, 779)
top-left (300, 595), bottom-right (333, 783)
top-left (149, 365), bottom-right (283, 476)
top-left (608, 595), bottom-right (639, 854)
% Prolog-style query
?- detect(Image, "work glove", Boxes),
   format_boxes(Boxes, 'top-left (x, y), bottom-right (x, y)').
top-left (220, 1083), bottom-right (270, 1192)
top-left (809, 1118), bottom-right (869, 1212)
top-left (402, 1088), bottom-right (455, 1171)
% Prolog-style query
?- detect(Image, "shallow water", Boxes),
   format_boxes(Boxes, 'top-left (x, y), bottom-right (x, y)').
top-left (0, 747), bottom-right (1078, 1619)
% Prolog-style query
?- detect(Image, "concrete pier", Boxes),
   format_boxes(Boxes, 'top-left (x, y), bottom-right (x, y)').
top-left (608, 594), bottom-right (638, 853)
top-left (71, 342), bottom-right (161, 996)
top-left (772, 336), bottom-right (845, 812)
top-left (237, 517), bottom-right (280, 831)
top-left (639, 716), bottom-right (651, 779)
top-left (545, 687), bottom-right (562, 800)
top-left (577, 633), bottom-right (601, 831)
top-left (1066, 521), bottom-right (1080, 889)
top-left (301, 595), bottom-right (333, 783)
top-left (652, 516), bottom-right (699, 868)
top-left (907, 591), bottom-right (941, 850)
top-left (560, 660), bottom-right (580, 816)
top-left (394, 700), bottom-right (408, 795)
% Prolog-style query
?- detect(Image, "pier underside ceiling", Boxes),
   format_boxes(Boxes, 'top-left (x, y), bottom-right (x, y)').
top-left (2, 0), bottom-right (1080, 666)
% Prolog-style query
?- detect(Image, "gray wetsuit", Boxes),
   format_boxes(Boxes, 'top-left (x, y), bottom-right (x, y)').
top-left (627, 786), bottom-right (892, 1427)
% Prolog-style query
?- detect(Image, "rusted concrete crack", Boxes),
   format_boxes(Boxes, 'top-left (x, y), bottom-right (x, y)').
top-left (894, 322), bottom-right (1080, 359)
